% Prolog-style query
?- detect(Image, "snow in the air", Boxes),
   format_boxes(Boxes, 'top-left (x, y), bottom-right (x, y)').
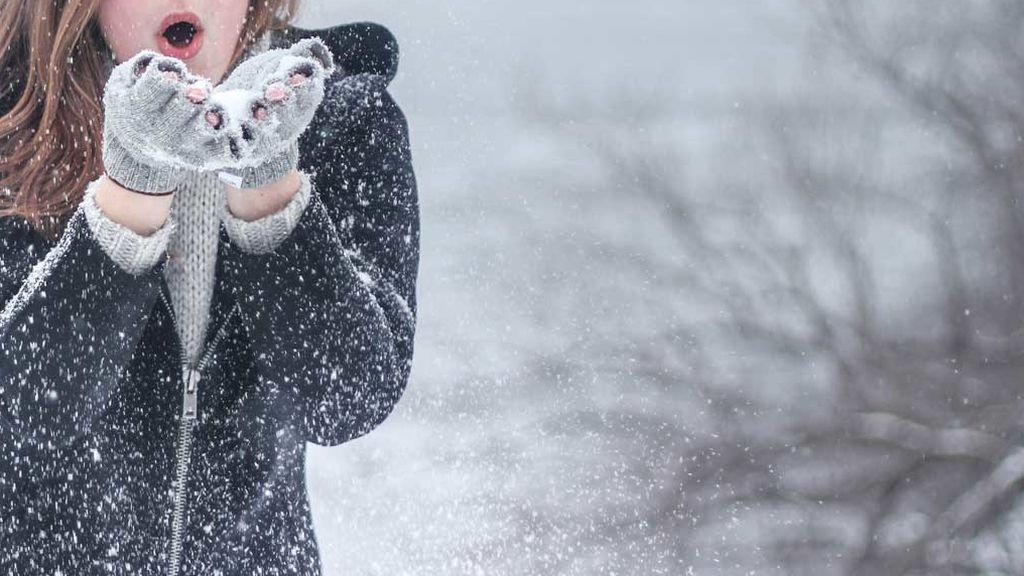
top-left (2, 0), bottom-right (1020, 575)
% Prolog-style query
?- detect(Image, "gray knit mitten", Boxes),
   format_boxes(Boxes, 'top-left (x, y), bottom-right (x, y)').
top-left (207, 37), bottom-right (336, 189)
top-left (102, 52), bottom-right (219, 194)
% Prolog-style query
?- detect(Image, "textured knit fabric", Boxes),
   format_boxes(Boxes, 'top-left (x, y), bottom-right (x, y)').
top-left (101, 52), bottom-right (216, 194)
top-left (219, 172), bottom-right (313, 255)
top-left (80, 179), bottom-right (177, 275)
top-left (210, 37), bottom-right (335, 189)
top-left (82, 171), bottom-right (311, 364)
top-left (101, 37), bottom-right (331, 193)
top-left (163, 173), bottom-right (223, 366)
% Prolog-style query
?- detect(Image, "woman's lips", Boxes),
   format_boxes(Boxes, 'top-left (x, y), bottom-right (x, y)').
top-left (156, 11), bottom-right (204, 60)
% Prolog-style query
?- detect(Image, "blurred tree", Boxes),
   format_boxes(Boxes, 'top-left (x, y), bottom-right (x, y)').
top-left (515, 1), bottom-right (1024, 574)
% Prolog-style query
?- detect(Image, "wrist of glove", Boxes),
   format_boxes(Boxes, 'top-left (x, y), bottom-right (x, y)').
top-left (215, 141), bottom-right (299, 189)
top-left (101, 37), bottom-right (335, 194)
top-left (102, 128), bottom-right (183, 195)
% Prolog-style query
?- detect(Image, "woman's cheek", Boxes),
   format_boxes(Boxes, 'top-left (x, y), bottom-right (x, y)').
top-left (199, 0), bottom-right (250, 82)
top-left (97, 0), bottom-right (154, 63)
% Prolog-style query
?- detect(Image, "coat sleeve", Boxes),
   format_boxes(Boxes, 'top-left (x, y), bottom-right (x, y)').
top-left (0, 203), bottom-right (168, 450)
top-left (219, 58), bottom-right (420, 447)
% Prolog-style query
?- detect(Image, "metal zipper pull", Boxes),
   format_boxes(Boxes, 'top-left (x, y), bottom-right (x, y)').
top-left (159, 284), bottom-right (239, 576)
top-left (170, 362), bottom-right (202, 576)
top-left (182, 364), bottom-right (201, 419)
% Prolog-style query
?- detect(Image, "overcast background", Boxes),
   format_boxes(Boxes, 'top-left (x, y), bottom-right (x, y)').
top-left (294, 2), bottom-right (1024, 575)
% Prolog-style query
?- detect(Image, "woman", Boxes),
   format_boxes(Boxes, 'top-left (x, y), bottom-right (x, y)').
top-left (0, 1), bottom-right (419, 574)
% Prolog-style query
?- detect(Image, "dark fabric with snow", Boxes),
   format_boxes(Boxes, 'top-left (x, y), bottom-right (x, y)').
top-left (0, 22), bottom-right (419, 575)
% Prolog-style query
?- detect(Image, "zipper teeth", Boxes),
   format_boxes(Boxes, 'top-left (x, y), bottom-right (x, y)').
top-left (159, 287), bottom-right (239, 373)
top-left (168, 418), bottom-right (195, 575)
top-left (197, 301), bottom-right (240, 373)
top-left (159, 286), bottom-right (239, 575)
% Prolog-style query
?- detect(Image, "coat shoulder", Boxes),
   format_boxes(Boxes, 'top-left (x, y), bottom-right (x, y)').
top-left (274, 22), bottom-right (400, 85)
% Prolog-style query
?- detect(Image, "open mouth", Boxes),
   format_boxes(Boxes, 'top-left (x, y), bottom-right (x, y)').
top-left (157, 12), bottom-right (203, 60)
top-left (164, 21), bottom-right (197, 48)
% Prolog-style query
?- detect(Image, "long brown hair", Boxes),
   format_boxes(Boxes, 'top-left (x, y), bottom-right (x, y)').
top-left (0, 0), bottom-right (300, 242)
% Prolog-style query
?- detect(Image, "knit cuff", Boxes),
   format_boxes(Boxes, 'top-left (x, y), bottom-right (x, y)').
top-left (103, 133), bottom-right (183, 194)
top-left (82, 178), bottom-right (176, 276)
top-left (220, 171), bottom-right (312, 255)
top-left (228, 143), bottom-right (300, 190)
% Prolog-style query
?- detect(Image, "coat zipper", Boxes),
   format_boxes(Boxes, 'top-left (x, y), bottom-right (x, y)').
top-left (159, 286), bottom-right (239, 576)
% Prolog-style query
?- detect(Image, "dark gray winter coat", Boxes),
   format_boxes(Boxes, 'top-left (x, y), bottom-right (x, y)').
top-left (0, 22), bottom-right (419, 575)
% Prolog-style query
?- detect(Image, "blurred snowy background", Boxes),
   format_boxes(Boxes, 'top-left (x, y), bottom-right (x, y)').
top-left (297, 1), bottom-right (1024, 574)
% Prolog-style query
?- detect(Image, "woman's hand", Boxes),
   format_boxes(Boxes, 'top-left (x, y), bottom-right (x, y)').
top-left (101, 38), bottom-right (334, 196)
top-left (101, 51), bottom-right (221, 194)
top-left (208, 37), bottom-right (336, 189)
